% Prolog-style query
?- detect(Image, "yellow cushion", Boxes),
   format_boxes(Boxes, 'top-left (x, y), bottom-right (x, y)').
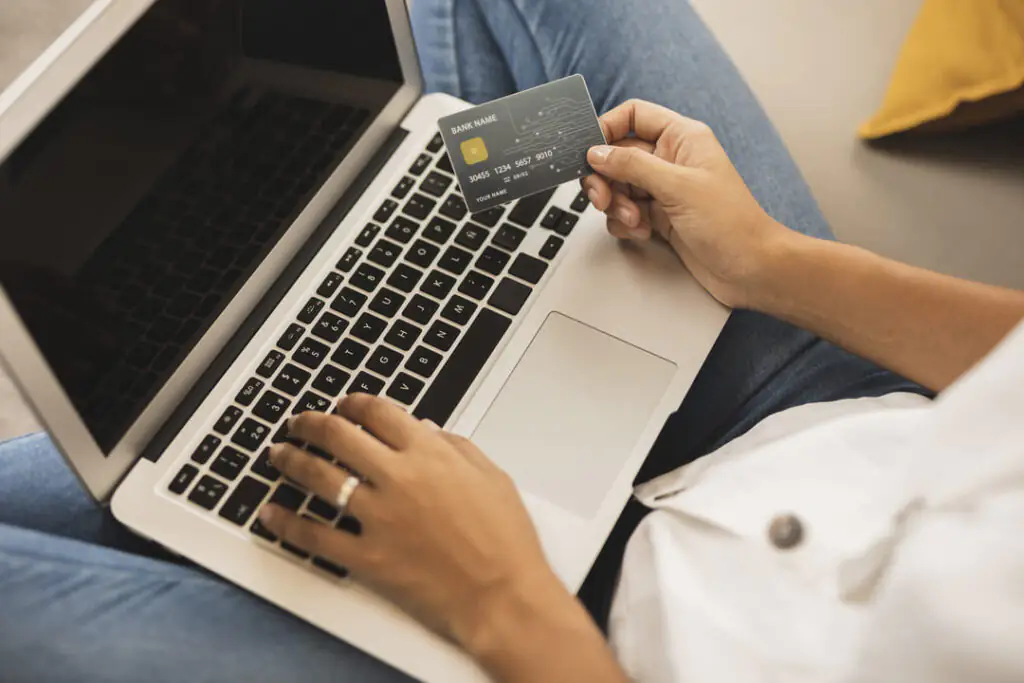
top-left (859, 0), bottom-right (1024, 139)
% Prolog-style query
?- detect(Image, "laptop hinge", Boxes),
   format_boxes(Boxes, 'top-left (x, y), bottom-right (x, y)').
top-left (141, 127), bottom-right (410, 463)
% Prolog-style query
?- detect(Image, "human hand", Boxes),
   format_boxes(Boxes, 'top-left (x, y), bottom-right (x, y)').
top-left (258, 395), bottom-right (572, 652)
top-left (582, 99), bottom-right (800, 310)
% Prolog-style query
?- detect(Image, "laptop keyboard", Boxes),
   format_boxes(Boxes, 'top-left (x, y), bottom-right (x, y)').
top-left (164, 132), bottom-right (591, 580)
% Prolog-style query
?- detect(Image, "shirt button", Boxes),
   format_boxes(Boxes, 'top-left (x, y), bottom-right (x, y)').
top-left (768, 513), bottom-right (804, 550)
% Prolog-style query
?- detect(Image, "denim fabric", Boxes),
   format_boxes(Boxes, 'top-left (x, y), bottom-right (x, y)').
top-left (0, 0), bottom-right (929, 679)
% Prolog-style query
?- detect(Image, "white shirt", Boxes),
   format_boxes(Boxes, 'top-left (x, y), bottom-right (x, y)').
top-left (609, 321), bottom-right (1024, 683)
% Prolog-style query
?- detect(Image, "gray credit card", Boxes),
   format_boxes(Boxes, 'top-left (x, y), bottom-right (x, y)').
top-left (438, 74), bottom-right (607, 213)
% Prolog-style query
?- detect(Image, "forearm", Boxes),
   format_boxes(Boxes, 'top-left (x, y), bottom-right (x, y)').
top-left (753, 230), bottom-right (1024, 392)
top-left (461, 574), bottom-right (629, 683)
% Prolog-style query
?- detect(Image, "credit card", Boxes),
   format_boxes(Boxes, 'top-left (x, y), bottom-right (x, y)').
top-left (438, 74), bottom-right (607, 213)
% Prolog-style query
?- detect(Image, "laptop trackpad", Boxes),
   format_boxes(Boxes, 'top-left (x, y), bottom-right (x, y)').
top-left (471, 312), bottom-right (675, 518)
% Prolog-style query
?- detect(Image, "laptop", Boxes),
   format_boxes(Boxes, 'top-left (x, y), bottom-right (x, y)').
top-left (0, 0), bottom-right (728, 679)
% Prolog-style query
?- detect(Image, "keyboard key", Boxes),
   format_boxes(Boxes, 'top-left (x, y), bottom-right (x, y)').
top-left (368, 239), bottom-right (402, 268)
top-left (403, 193), bottom-right (436, 220)
top-left (253, 390), bottom-right (291, 423)
top-left (540, 206), bottom-right (564, 229)
top-left (356, 223), bottom-right (381, 247)
top-left (350, 263), bottom-right (386, 292)
top-left (352, 313), bottom-right (388, 344)
top-left (292, 338), bottom-right (330, 370)
top-left (406, 239), bottom-right (440, 268)
top-left (273, 423), bottom-right (299, 445)
top-left (438, 245), bottom-right (473, 275)
top-left (294, 391), bottom-right (332, 414)
top-left (169, 464), bottom-right (199, 494)
top-left (489, 278), bottom-right (533, 316)
top-left (307, 496), bottom-right (339, 520)
top-left (455, 224), bottom-right (488, 251)
top-left (570, 190), bottom-right (590, 212)
top-left (435, 152), bottom-right (454, 174)
top-left (492, 224), bottom-right (527, 252)
top-left (420, 171), bottom-right (452, 197)
top-left (369, 288), bottom-right (406, 318)
top-left (317, 272), bottom-right (344, 298)
top-left (427, 132), bottom-right (444, 153)
top-left (273, 363), bottom-right (312, 396)
top-left (297, 298), bottom-right (325, 325)
top-left (392, 176), bottom-right (415, 199)
top-left (214, 406), bottom-right (244, 435)
top-left (422, 270), bottom-right (456, 300)
top-left (439, 194), bottom-right (468, 221)
top-left (509, 254), bottom-right (548, 284)
top-left (232, 418), bottom-right (270, 452)
top-left (313, 557), bottom-right (349, 579)
top-left (555, 212), bottom-right (579, 236)
top-left (256, 350), bottom-right (285, 378)
top-left (387, 263), bottom-right (423, 293)
top-left (191, 435), bottom-right (221, 464)
top-left (251, 448), bottom-right (281, 481)
top-left (385, 216), bottom-right (419, 244)
top-left (271, 482), bottom-right (307, 511)
top-left (312, 364), bottom-right (351, 397)
top-left (332, 339), bottom-right (370, 369)
top-left (211, 446), bottom-right (249, 481)
top-left (218, 476), bottom-right (270, 526)
top-left (409, 153), bottom-right (431, 176)
top-left (188, 475), bottom-right (229, 510)
top-left (424, 320), bottom-right (460, 352)
top-left (387, 372), bottom-right (425, 405)
top-left (405, 345), bottom-right (443, 378)
top-left (337, 247), bottom-right (362, 272)
top-left (312, 312), bottom-right (348, 344)
top-left (472, 206), bottom-right (504, 228)
top-left (414, 309), bottom-right (511, 426)
top-left (539, 235), bottom-right (564, 259)
top-left (458, 270), bottom-right (495, 301)
top-left (507, 188), bottom-right (555, 227)
top-left (366, 346), bottom-right (404, 378)
top-left (424, 216), bottom-right (457, 245)
top-left (441, 295), bottom-right (477, 326)
top-left (373, 199), bottom-right (398, 223)
top-left (281, 541), bottom-right (310, 559)
top-left (349, 372), bottom-right (385, 396)
top-left (385, 319), bottom-right (421, 350)
top-left (277, 323), bottom-right (305, 351)
top-left (331, 287), bottom-right (368, 318)
top-left (403, 294), bottom-right (439, 325)
top-left (250, 518), bottom-right (277, 541)
top-left (476, 247), bottom-right (510, 276)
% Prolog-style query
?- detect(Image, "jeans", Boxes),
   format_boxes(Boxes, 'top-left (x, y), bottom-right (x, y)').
top-left (0, 1), bottom-right (928, 680)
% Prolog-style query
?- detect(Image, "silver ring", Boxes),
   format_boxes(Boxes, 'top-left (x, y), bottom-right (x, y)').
top-left (335, 475), bottom-right (362, 517)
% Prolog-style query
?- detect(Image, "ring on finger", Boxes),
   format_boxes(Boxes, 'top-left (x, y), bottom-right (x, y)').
top-left (335, 475), bottom-right (362, 517)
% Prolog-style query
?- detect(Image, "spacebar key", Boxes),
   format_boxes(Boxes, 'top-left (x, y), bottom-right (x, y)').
top-left (413, 309), bottom-right (511, 426)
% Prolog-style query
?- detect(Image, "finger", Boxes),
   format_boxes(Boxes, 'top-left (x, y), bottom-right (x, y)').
top-left (268, 443), bottom-right (374, 517)
top-left (337, 393), bottom-right (427, 451)
top-left (287, 411), bottom-right (393, 481)
top-left (599, 99), bottom-right (685, 144)
top-left (259, 505), bottom-right (364, 570)
top-left (607, 217), bottom-right (648, 241)
top-left (587, 144), bottom-right (685, 201)
top-left (581, 175), bottom-right (613, 211)
top-left (608, 192), bottom-right (641, 229)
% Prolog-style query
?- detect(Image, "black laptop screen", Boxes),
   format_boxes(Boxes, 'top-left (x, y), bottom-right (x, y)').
top-left (0, 0), bottom-right (404, 453)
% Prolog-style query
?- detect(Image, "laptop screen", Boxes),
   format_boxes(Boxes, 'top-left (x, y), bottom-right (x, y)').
top-left (0, 0), bottom-right (404, 453)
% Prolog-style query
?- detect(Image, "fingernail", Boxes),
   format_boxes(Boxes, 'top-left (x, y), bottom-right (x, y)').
top-left (628, 227), bottom-right (648, 239)
top-left (589, 145), bottom-right (612, 163)
top-left (616, 206), bottom-right (635, 225)
top-left (259, 505), bottom-right (278, 526)
top-left (268, 443), bottom-right (284, 463)
top-left (586, 188), bottom-right (599, 205)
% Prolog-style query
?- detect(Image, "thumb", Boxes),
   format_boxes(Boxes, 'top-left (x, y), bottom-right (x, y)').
top-left (587, 144), bottom-right (684, 200)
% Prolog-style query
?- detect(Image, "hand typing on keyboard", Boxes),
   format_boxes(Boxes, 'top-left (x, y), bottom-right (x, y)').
top-left (257, 394), bottom-right (611, 673)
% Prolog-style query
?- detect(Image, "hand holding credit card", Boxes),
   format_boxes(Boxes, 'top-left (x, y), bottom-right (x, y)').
top-left (438, 75), bottom-right (607, 213)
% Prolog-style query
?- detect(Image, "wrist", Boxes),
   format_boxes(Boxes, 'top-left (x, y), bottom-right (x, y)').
top-left (740, 219), bottom-right (821, 315)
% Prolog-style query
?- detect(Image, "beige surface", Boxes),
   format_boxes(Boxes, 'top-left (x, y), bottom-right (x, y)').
top-left (2, 0), bottom-right (1023, 442)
